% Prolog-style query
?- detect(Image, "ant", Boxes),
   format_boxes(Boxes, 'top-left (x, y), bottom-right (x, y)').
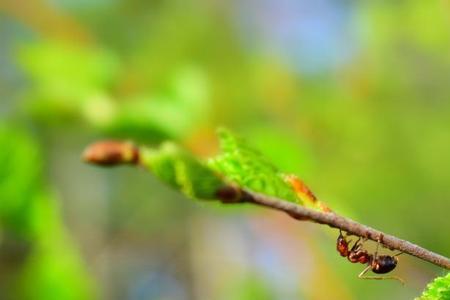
top-left (336, 230), bottom-right (404, 284)
top-left (337, 231), bottom-right (372, 264)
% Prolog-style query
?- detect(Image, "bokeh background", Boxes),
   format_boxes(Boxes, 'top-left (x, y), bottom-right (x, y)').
top-left (1, 0), bottom-right (450, 299)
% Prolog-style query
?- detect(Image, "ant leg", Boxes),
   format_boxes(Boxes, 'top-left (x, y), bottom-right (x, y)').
top-left (358, 267), bottom-right (405, 285)
top-left (358, 265), bottom-right (371, 278)
top-left (375, 234), bottom-right (403, 258)
top-left (339, 230), bottom-right (353, 244)
top-left (351, 237), bottom-right (362, 251)
top-left (373, 234), bottom-right (383, 261)
top-left (339, 229), bottom-right (349, 238)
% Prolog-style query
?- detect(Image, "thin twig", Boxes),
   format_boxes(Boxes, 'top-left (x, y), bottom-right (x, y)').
top-left (231, 189), bottom-right (450, 270)
top-left (82, 140), bottom-right (450, 270)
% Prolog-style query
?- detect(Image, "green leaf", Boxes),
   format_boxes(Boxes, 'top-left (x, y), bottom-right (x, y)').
top-left (0, 126), bottom-right (42, 237)
top-left (90, 128), bottom-right (303, 204)
top-left (208, 128), bottom-right (301, 204)
top-left (417, 273), bottom-right (450, 300)
top-left (140, 142), bottom-right (227, 200)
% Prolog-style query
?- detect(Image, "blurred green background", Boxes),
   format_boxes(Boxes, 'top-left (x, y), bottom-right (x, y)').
top-left (1, 0), bottom-right (449, 299)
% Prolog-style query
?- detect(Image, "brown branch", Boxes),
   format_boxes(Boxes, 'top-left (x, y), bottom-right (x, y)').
top-left (82, 140), bottom-right (450, 270)
top-left (231, 189), bottom-right (450, 270)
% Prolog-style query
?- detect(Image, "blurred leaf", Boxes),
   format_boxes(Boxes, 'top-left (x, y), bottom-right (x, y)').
top-left (226, 275), bottom-right (275, 300)
top-left (19, 42), bottom-right (119, 122)
top-left (0, 125), bottom-right (42, 237)
top-left (19, 42), bottom-right (119, 93)
top-left (19, 193), bottom-right (95, 300)
top-left (208, 128), bottom-right (301, 203)
top-left (417, 273), bottom-right (450, 300)
top-left (19, 42), bottom-right (210, 142)
top-left (0, 125), bottom-right (94, 299)
top-left (107, 66), bottom-right (211, 140)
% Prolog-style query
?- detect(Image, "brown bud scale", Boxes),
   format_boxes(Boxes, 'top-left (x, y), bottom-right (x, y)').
top-left (82, 140), bottom-right (139, 166)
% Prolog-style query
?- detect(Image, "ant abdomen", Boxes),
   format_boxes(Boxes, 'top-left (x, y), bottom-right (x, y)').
top-left (371, 255), bottom-right (398, 274)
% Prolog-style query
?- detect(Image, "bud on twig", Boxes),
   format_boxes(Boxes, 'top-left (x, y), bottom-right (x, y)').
top-left (82, 141), bottom-right (139, 166)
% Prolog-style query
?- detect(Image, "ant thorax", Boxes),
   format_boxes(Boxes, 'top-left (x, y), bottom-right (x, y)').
top-left (348, 249), bottom-right (371, 264)
top-left (336, 233), bottom-right (370, 264)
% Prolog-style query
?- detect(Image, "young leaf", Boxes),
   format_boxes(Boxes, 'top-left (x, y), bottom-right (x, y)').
top-left (417, 273), bottom-right (450, 300)
top-left (208, 128), bottom-right (301, 204)
top-left (140, 142), bottom-right (227, 200)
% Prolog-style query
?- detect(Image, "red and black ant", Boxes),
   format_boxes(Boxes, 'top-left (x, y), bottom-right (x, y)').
top-left (337, 230), bottom-right (404, 284)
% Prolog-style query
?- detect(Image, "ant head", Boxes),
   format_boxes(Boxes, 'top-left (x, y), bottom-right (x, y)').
top-left (336, 230), bottom-right (350, 257)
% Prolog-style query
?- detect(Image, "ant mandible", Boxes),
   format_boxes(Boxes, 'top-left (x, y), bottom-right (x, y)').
top-left (336, 230), bottom-right (404, 284)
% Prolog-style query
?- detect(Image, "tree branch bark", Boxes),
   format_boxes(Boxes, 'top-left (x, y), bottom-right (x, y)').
top-left (228, 189), bottom-right (450, 270)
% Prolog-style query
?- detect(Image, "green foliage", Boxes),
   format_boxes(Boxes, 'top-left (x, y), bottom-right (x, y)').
top-left (4, 1), bottom-right (450, 298)
top-left (225, 275), bottom-right (275, 300)
top-left (0, 126), bottom-right (42, 237)
top-left (19, 42), bottom-right (119, 122)
top-left (417, 273), bottom-right (450, 300)
top-left (0, 125), bottom-right (94, 299)
top-left (137, 128), bottom-right (302, 204)
top-left (208, 128), bottom-right (301, 203)
top-left (18, 193), bottom-right (94, 300)
top-left (19, 42), bottom-right (210, 142)
top-left (140, 142), bottom-right (226, 200)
